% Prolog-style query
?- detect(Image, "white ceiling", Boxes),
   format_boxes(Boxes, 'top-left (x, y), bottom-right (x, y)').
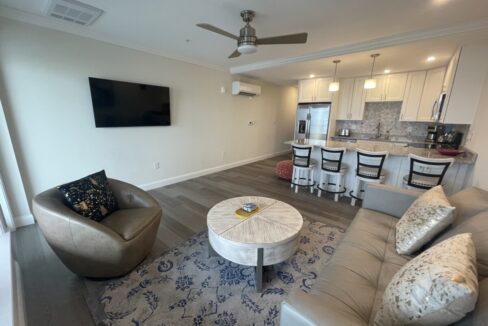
top-left (1, 0), bottom-right (488, 84)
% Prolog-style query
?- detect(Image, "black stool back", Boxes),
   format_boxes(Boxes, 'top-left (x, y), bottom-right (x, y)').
top-left (321, 147), bottom-right (345, 173)
top-left (356, 149), bottom-right (389, 180)
top-left (407, 154), bottom-right (454, 189)
top-left (292, 145), bottom-right (313, 168)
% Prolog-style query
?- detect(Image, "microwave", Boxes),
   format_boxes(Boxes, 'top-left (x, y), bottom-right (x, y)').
top-left (432, 93), bottom-right (447, 121)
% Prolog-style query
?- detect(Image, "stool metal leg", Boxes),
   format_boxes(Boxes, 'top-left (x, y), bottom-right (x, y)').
top-left (294, 168), bottom-right (299, 193)
top-left (310, 169), bottom-right (314, 194)
top-left (335, 174), bottom-right (343, 202)
top-left (351, 179), bottom-right (361, 206)
top-left (317, 171), bottom-right (324, 197)
top-left (290, 166), bottom-right (296, 188)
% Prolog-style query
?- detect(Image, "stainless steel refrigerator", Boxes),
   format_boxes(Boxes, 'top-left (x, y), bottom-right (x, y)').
top-left (294, 103), bottom-right (331, 140)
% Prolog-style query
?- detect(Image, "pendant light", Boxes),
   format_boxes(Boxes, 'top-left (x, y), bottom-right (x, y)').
top-left (328, 60), bottom-right (341, 92)
top-left (364, 53), bottom-right (380, 89)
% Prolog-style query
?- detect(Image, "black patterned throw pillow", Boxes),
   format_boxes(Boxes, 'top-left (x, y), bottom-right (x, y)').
top-left (57, 170), bottom-right (119, 221)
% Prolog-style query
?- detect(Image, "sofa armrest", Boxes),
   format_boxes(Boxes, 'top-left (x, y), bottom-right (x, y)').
top-left (362, 184), bottom-right (422, 218)
top-left (280, 291), bottom-right (366, 326)
top-left (109, 178), bottom-right (159, 209)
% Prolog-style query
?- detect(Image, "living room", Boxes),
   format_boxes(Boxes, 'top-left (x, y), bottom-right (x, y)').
top-left (1, 1), bottom-right (488, 325)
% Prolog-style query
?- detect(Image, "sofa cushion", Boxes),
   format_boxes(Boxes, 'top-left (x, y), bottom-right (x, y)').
top-left (306, 208), bottom-right (410, 324)
top-left (375, 233), bottom-right (478, 325)
top-left (100, 207), bottom-right (161, 241)
top-left (433, 211), bottom-right (488, 277)
top-left (57, 170), bottom-right (119, 221)
top-left (473, 278), bottom-right (488, 325)
top-left (395, 185), bottom-right (455, 255)
top-left (449, 187), bottom-right (488, 226)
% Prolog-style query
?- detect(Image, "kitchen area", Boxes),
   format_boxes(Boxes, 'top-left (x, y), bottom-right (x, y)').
top-left (288, 42), bottom-right (488, 195)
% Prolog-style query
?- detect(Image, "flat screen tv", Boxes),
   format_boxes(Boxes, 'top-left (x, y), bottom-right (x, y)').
top-left (88, 77), bottom-right (171, 127)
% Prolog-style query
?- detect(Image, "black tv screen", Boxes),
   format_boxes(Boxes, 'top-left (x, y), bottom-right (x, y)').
top-left (88, 77), bottom-right (171, 127)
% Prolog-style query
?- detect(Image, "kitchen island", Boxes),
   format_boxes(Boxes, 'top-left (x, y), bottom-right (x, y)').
top-left (285, 138), bottom-right (477, 195)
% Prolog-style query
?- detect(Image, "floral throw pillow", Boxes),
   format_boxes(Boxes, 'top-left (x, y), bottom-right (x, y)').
top-left (58, 170), bottom-right (119, 221)
top-left (396, 185), bottom-right (455, 255)
top-left (374, 233), bottom-right (478, 326)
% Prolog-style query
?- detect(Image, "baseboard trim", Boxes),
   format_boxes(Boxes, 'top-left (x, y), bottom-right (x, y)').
top-left (139, 150), bottom-right (291, 191)
top-left (14, 214), bottom-right (35, 228)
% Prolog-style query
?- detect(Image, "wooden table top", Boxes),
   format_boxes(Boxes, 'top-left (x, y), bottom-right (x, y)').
top-left (207, 196), bottom-right (303, 246)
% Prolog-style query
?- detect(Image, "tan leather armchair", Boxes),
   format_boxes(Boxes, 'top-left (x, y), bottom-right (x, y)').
top-left (32, 178), bottom-right (162, 278)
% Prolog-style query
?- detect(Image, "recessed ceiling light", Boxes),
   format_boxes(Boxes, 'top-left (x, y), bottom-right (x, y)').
top-left (427, 56), bottom-right (436, 62)
top-left (384, 69), bottom-right (391, 74)
top-left (309, 74), bottom-right (315, 78)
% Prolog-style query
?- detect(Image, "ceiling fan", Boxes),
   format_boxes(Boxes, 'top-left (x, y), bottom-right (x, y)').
top-left (196, 10), bottom-right (308, 59)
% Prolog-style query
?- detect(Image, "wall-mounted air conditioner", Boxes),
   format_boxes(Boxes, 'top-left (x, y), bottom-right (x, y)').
top-left (231, 81), bottom-right (261, 96)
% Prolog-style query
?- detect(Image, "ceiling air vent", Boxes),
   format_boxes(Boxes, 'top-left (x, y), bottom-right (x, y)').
top-left (45, 0), bottom-right (104, 26)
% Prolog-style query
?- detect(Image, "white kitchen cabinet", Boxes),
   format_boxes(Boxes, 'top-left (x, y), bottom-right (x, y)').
top-left (443, 48), bottom-right (460, 93)
top-left (442, 44), bottom-right (488, 124)
top-left (336, 77), bottom-right (366, 120)
top-left (336, 78), bottom-right (355, 120)
top-left (400, 71), bottom-right (427, 121)
top-left (298, 78), bottom-right (333, 103)
top-left (298, 79), bottom-right (316, 103)
top-left (315, 78), bottom-right (334, 102)
top-left (417, 67), bottom-right (445, 122)
top-left (365, 73), bottom-right (407, 102)
top-left (384, 73), bottom-right (407, 101)
top-left (365, 75), bottom-right (386, 102)
top-left (350, 77), bottom-right (367, 120)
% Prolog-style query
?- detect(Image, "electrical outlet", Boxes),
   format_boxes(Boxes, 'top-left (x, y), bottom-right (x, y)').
top-left (248, 121), bottom-right (256, 126)
top-left (153, 162), bottom-right (160, 169)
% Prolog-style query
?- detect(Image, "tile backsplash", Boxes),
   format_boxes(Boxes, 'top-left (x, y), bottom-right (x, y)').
top-left (335, 102), bottom-right (469, 141)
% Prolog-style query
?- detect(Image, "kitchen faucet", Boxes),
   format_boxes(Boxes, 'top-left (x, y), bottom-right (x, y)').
top-left (375, 122), bottom-right (381, 138)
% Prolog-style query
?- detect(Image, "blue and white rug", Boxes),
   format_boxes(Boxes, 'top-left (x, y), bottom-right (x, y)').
top-left (95, 220), bottom-right (345, 325)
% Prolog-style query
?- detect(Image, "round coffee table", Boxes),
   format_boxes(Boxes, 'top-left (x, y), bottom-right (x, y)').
top-left (207, 196), bottom-right (303, 292)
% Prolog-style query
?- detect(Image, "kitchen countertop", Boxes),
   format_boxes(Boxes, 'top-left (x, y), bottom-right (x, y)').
top-left (285, 139), bottom-right (477, 164)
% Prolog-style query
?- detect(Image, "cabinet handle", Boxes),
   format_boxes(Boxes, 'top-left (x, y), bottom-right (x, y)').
top-left (400, 113), bottom-right (404, 120)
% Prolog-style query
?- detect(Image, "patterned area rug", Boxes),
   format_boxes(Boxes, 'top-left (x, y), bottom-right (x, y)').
top-left (91, 220), bottom-right (345, 325)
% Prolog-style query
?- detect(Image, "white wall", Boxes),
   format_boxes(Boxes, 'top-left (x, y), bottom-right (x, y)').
top-left (466, 70), bottom-right (488, 190)
top-left (0, 18), bottom-right (296, 224)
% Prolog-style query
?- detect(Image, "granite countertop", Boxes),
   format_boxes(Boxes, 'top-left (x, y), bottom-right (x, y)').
top-left (286, 139), bottom-right (477, 164)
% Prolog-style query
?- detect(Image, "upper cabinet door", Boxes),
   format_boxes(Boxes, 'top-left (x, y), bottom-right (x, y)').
top-left (336, 78), bottom-right (355, 120)
top-left (298, 79), bottom-right (316, 103)
top-left (400, 71), bottom-right (426, 121)
top-left (384, 73), bottom-right (407, 101)
top-left (315, 78), bottom-right (334, 102)
top-left (365, 75), bottom-right (386, 102)
top-left (417, 67), bottom-right (446, 122)
top-left (350, 77), bottom-right (367, 120)
top-left (443, 44), bottom-right (488, 124)
top-left (443, 48), bottom-right (460, 93)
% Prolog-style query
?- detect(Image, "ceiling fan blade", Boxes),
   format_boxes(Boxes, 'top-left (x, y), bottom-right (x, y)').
top-left (228, 49), bottom-right (241, 58)
top-left (196, 23), bottom-right (238, 40)
top-left (257, 33), bottom-right (308, 45)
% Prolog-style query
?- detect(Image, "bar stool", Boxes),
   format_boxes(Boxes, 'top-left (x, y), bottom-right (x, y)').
top-left (350, 149), bottom-right (389, 206)
top-left (317, 147), bottom-right (347, 202)
top-left (291, 145), bottom-right (316, 194)
top-left (403, 154), bottom-right (454, 190)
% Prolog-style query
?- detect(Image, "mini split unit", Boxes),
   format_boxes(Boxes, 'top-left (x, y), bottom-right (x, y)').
top-left (231, 81), bottom-right (261, 96)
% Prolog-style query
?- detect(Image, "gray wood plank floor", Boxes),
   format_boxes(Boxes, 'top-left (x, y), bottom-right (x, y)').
top-left (12, 154), bottom-right (359, 326)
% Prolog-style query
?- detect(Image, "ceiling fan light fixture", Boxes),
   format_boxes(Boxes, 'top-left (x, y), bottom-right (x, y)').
top-left (364, 53), bottom-right (380, 89)
top-left (329, 59), bottom-right (341, 92)
top-left (237, 44), bottom-right (257, 54)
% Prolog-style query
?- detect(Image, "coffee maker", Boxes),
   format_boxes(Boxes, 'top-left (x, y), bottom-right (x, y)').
top-left (425, 125), bottom-right (439, 148)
